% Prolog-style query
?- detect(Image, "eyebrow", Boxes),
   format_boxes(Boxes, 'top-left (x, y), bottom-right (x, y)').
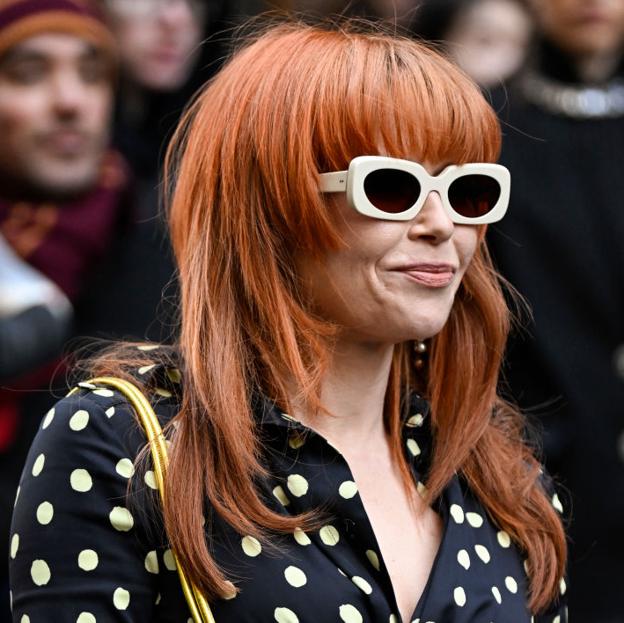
top-left (0, 42), bottom-right (104, 68)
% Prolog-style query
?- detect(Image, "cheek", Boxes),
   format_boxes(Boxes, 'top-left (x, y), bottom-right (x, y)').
top-left (454, 227), bottom-right (480, 274)
top-left (0, 91), bottom-right (45, 142)
top-left (84, 86), bottom-right (113, 129)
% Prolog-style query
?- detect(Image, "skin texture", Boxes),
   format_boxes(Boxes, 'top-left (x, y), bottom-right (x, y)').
top-left (298, 162), bottom-right (479, 345)
top-left (0, 34), bottom-right (113, 199)
top-left (530, 0), bottom-right (624, 58)
top-left (294, 161), bottom-right (479, 623)
top-left (106, 0), bottom-right (205, 91)
top-left (446, 0), bottom-right (532, 88)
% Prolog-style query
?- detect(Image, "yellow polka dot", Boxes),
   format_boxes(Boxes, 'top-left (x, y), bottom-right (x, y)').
top-left (10, 534), bottom-right (19, 559)
top-left (222, 581), bottom-right (237, 600)
top-left (389, 616), bottom-right (399, 623)
top-left (105, 407), bottom-right (115, 418)
top-left (466, 512), bottom-right (484, 528)
top-left (241, 535), bottom-right (262, 557)
top-left (552, 493), bottom-right (564, 514)
top-left (76, 613), bottom-right (96, 623)
top-left (338, 481), bottom-right (358, 499)
top-left (113, 587), bottom-right (130, 610)
top-left (32, 454), bottom-right (45, 477)
top-left (319, 525), bottom-right (339, 546)
top-left (559, 577), bottom-right (567, 595)
top-left (144, 470), bottom-right (157, 490)
top-left (286, 474), bottom-right (309, 497)
top-left (42, 408), bottom-right (55, 429)
top-left (78, 550), bottom-right (99, 572)
top-left (70, 469), bottom-right (93, 493)
top-left (288, 434), bottom-right (305, 449)
top-left (274, 607), bottom-right (299, 622)
top-left (491, 586), bottom-right (502, 604)
top-left (145, 550), bottom-right (159, 574)
top-left (497, 530), bottom-right (511, 548)
top-left (20, 616), bottom-right (30, 623)
top-left (505, 576), bottom-right (518, 594)
top-left (553, 616), bottom-right (561, 623)
top-left (284, 565), bottom-right (307, 588)
top-left (351, 576), bottom-right (373, 594)
top-left (137, 344), bottom-right (160, 352)
top-left (93, 389), bottom-right (114, 398)
top-left (116, 458), bottom-right (135, 479)
top-left (273, 485), bottom-right (290, 506)
top-left (167, 368), bottom-right (182, 383)
top-left (454, 586), bottom-right (466, 607)
top-left (155, 593), bottom-right (161, 605)
top-left (449, 504), bottom-right (464, 524)
top-left (339, 604), bottom-right (363, 623)
top-left (366, 549), bottom-right (380, 570)
top-left (69, 410), bottom-right (89, 431)
top-left (475, 544), bottom-right (491, 563)
top-left (457, 549), bottom-right (470, 570)
top-left (406, 439), bottom-right (421, 457)
top-left (405, 413), bottom-right (424, 427)
top-left (163, 549), bottom-right (176, 571)
top-left (416, 481), bottom-right (427, 497)
top-left (293, 527), bottom-right (311, 546)
top-left (138, 364), bottom-right (156, 375)
top-left (36, 501), bottom-right (54, 525)
top-left (155, 387), bottom-right (172, 398)
top-left (31, 559), bottom-right (51, 585)
top-left (109, 506), bottom-right (134, 532)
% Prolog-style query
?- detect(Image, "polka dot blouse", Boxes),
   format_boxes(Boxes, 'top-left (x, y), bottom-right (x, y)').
top-left (9, 363), bottom-right (568, 622)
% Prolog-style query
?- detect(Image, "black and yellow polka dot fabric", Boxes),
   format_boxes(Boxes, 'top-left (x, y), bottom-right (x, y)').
top-left (9, 363), bottom-right (568, 622)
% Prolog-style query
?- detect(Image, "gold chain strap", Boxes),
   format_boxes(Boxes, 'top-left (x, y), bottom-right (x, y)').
top-left (70, 376), bottom-right (216, 623)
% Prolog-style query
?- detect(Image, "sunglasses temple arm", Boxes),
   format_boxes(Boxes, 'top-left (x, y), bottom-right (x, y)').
top-left (318, 171), bottom-right (348, 193)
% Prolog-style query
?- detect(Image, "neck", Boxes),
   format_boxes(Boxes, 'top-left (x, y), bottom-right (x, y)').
top-left (574, 49), bottom-right (622, 83)
top-left (294, 337), bottom-right (395, 451)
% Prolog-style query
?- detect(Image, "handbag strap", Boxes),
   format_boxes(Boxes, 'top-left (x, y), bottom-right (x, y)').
top-left (70, 376), bottom-right (216, 623)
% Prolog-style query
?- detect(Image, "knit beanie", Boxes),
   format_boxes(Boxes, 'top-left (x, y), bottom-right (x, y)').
top-left (0, 0), bottom-right (116, 59)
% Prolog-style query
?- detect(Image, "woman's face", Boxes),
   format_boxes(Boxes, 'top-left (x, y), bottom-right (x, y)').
top-left (297, 161), bottom-right (480, 344)
top-left (105, 0), bottom-right (205, 91)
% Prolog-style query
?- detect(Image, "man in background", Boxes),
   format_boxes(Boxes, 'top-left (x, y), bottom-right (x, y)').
top-left (0, 1), bottom-right (128, 617)
top-left (488, 0), bottom-right (624, 619)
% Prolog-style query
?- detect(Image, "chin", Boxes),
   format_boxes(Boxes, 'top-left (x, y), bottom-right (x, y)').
top-left (29, 165), bottom-right (100, 199)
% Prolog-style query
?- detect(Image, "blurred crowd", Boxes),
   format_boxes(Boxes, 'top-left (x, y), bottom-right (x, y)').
top-left (0, 0), bottom-right (623, 621)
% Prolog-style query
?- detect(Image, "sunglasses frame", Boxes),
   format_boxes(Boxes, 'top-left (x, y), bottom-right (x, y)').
top-left (319, 156), bottom-right (510, 225)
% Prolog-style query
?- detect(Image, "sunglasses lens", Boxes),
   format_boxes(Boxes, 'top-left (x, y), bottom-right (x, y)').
top-left (363, 169), bottom-right (421, 214)
top-left (448, 174), bottom-right (501, 218)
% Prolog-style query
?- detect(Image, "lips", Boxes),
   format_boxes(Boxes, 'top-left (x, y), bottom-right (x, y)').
top-left (39, 130), bottom-right (89, 156)
top-left (393, 263), bottom-right (457, 288)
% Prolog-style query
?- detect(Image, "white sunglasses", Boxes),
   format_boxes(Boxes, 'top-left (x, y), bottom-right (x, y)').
top-left (319, 156), bottom-right (510, 224)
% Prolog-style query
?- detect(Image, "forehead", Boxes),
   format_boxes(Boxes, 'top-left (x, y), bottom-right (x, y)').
top-left (1, 32), bottom-right (96, 63)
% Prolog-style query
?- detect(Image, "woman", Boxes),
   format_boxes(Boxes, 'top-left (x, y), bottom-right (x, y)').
top-left (9, 21), bottom-right (567, 622)
top-left (413, 0), bottom-right (532, 88)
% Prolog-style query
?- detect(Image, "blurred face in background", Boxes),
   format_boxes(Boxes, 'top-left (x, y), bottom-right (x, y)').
top-left (105, 0), bottom-right (206, 91)
top-left (446, 0), bottom-right (532, 87)
top-left (0, 34), bottom-right (113, 199)
top-left (530, 0), bottom-right (624, 56)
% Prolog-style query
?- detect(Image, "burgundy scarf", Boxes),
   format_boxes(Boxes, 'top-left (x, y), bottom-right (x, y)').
top-left (0, 150), bottom-right (131, 450)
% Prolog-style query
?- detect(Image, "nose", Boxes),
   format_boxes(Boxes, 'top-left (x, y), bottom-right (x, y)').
top-left (407, 191), bottom-right (454, 243)
top-left (50, 69), bottom-right (88, 119)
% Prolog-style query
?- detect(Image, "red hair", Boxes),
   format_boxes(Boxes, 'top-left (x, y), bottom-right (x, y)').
top-left (150, 21), bottom-right (565, 613)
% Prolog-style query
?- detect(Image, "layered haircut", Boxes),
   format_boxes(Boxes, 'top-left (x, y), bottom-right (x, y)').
top-left (102, 21), bottom-right (566, 613)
